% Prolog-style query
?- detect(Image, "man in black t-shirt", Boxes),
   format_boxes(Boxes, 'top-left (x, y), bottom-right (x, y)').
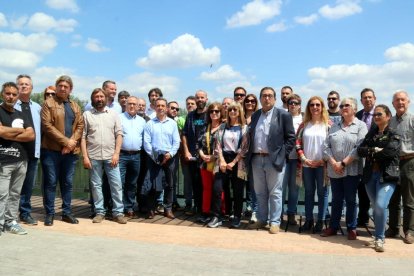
top-left (0, 82), bottom-right (35, 235)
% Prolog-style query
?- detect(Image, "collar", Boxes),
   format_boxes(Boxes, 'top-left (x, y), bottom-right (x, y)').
top-left (91, 106), bottom-right (109, 114)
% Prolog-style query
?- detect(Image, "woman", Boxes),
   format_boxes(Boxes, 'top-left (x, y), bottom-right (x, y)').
top-left (322, 97), bottom-right (368, 240)
top-left (357, 104), bottom-right (400, 252)
top-left (198, 102), bottom-right (224, 222)
top-left (243, 94), bottom-right (258, 125)
top-left (296, 96), bottom-right (331, 233)
top-left (208, 102), bottom-right (249, 228)
top-left (43, 86), bottom-right (56, 100)
top-left (282, 94), bottom-right (303, 225)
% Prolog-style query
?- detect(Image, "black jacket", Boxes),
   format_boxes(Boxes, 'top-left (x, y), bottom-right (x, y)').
top-left (357, 125), bottom-right (401, 184)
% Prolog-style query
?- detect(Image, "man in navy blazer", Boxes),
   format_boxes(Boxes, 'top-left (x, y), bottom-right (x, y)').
top-left (246, 87), bottom-right (296, 234)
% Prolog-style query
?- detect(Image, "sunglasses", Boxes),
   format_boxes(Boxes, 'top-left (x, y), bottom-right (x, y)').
top-left (373, 112), bottom-right (383, 117)
top-left (169, 107), bottom-right (180, 111)
top-left (228, 108), bottom-right (239, 112)
top-left (288, 101), bottom-right (300, 106)
top-left (339, 103), bottom-right (351, 109)
top-left (45, 92), bottom-right (56, 97)
top-left (234, 93), bottom-right (246, 98)
top-left (309, 103), bottom-right (321, 107)
top-left (245, 99), bottom-right (256, 104)
top-left (327, 97), bottom-right (338, 101)
top-left (210, 109), bottom-right (220, 114)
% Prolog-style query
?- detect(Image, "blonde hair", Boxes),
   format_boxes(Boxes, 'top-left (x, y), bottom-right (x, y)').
top-left (226, 102), bottom-right (246, 127)
top-left (303, 96), bottom-right (329, 126)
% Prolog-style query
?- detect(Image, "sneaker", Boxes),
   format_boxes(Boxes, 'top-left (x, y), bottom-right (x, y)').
top-left (92, 214), bottom-right (105, 223)
top-left (374, 239), bottom-right (385, 252)
top-left (156, 204), bottom-right (164, 214)
top-left (230, 216), bottom-right (241, 228)
top-left (385, 228), bottom-right (400, 238)
top-left (288, 214), bottom-right (297, 226)
top-left (207, 216), bottom-right (222, 228)
top-left (403, 232), bottom-right (414, 244)
top-left (20, 215), bottom-right (38, 226)
top-left (113, 215), bottom-right (128, 224)
top-left (269, 224), bottom-right (280, 234)
top-left (249, 212), bottom-right (258, 223)
top-left (5, 221), bottom-right (27, 235)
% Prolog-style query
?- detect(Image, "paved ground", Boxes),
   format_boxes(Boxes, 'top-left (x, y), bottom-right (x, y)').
top-left (1, 217), bottom-right (413, 275)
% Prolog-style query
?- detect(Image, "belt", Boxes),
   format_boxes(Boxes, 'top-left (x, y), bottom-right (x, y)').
top-left (252, 152), bottom-right (269, 156)
top-left (400, 154), bottom-right (414, 161)
top-left (120, 150), bottom-right (141, 155)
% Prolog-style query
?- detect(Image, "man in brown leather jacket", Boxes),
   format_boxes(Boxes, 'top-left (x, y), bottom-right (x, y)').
top-left (40, 75), bottom-right (84, 226)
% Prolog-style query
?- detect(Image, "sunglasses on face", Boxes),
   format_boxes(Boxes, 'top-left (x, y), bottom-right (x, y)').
top-left (245, 99), bottom-right (256, 104)
top-left (309, 103), bottom-right (321, 107)
top-left (339, 103), bottom-right (351, 109)
top-left (234, 93), bottom-right (246, 98)
top-left (45, 92), bottom-right (56, 97)
top-left (288, 101), bottom-right (300, 106)
top-left (210, 109), bottom-right (220, 114)
top-left (169, 107), bottom-right (179, 111)
top-left (374, 112), bottom-right (384, 117)
top-left (228, 108), bottom-right (239, 112)
top-left (327, 97), bottom-right (338, 101)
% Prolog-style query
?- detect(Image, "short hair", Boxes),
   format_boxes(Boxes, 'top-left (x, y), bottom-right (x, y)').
top-left (55, 75), bottom-right (73, 89)
top-left (1, 82), bottom-right (18, 94)
top-left (328, 90), bottom-right (340, 100)
top-left (148, 87), bottom-right (163, 98)
top-left (128, 96), bottom-right (138, 101)
top-left (233, 86), bottom-right (246, 95)
top-left (16, 74), bottom-right (32, 83)
top-left (360, 88), bottom-right (375, 99)
top-left (392, 90), bottom-right (410, 102)
top-left (206, 102), bottom-right (224, 125)
top-left (168, 101), bottom-right (179, 107)
top-left (155, 97), bottom-right (167, 105)
top-left (341, 97), bottom-right (358, 113)
top-left (259, 87), bottom-right (276, 98)
top-left (186, 95), bottom-right (196, 102)
top-left (281, 85), bottom-right (293, 92)
top-left (118, 90), bottom-right (130, 99)
top-left (90, 88), bottom-right (107, 103)
top-left (102, 80), bottom-right (116, 89)
top-left (286, 93), bottom-right (302, 114)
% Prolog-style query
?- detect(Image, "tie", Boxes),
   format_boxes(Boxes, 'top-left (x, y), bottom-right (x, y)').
top-left (363, 112), bottom-right (370, 128)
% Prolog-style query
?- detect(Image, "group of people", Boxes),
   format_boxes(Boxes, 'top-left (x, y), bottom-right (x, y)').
top-left (0, 75), bottom-right (413, 254)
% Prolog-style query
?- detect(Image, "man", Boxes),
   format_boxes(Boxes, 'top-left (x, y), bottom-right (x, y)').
top-left (233, 87), bottom-right (246, 104)
top-left (84, 80), bottom-right (122, 114)
top-left (81, 88), bottom-right (127, 224)
top-left (167, 101), bottom-right (181, 209)
top-left (222, 97), bottom-right (233, 111)
top-left (247, 87), bottom-right (296, 234)
top-left (41, 75), bottom-right (84, 226)
top-left (143, 98), bottom-right (180, 219)
top-left (167, 101), bottom-right (180, 121)
top-left (0, 82), bottom-right (35, 235)
top-left (118, 90), bottom-right (130, 113)
top-left (355, 88), bottom-right (376, 227)
top-left (119, 96), bottom-right (146, 217)
top-left (182, 90), bottom-right (208, 215)
top-left (137, 98), bottom-right (151, 122)
top-left (388, 90), bottom-right (414, 244)
top-left (15, 75), bottom-right (41, 226)
top-left (327, 91), bottom-right (341, 124)
top-left (146, 88), bottom-right (163, 119)
top-left (280, 86), bottom-right (293, 111)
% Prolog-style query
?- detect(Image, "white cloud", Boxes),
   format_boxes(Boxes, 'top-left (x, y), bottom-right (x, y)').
top-left (215, 81), bottom-right (261, 96)
top-left (70, 34), bottom-right (82, 47)
top-left (384, 43), bottom-right (414, 61)
top-left (266, 21), bottom-right (288, 32)
top-left (0, 49), bottom-right (40, 69)
top-left (85, 38), bottom-right (109, 52)
top-left (137, 33), bottom-right (220, 69)
top-left (0, 32), bottom-right (57, 54)
top-left (27, 12), bottom-right (77, 33)
top-left (199, 65), bottom-right (244, 81)
top-left (226, 0), bottom-right (282, 28)
top-left (319, 0), bottom-right (362, 20)
top-left (46, 0), bottom-right (79, 13)
top-left (122, 72), bottom-right (180, 97)
top-left (0, 13), bottom-right (7, 27)
top-left (294, 13), bottom-right (319, 25)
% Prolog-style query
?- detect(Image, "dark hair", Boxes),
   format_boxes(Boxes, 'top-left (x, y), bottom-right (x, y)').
top-left (102, 80), bottom-right (116, 89)
top-left (168, 101), bottom-right (178, 107)
top-left (259, 87), bottom-right (276, 98)
top-left (206, 102), bottom-right (224, 125)
top-left (118, 90), bottom-right (130, 99)
top-left (243, 93), bottom-right (259, 112)
top-left (155, 97), bottom-right (167, 105)
top-left (233, 86), bottom-right (246, 95)
top-left (90, 88), bottom-right (107, 103)
top-left (186, 95), bottom-right (196, 102)
top-left (148, 87), bottom-right (163, 98)
top-left (360, 88), bottom-right (375, 99)
top-left (328, 90), bottom-right (340, 100)
top-left (281, 85), bottom-right (293, 92)
top-left (375, 104), bottom-right (392, 117)
top-left (1, 82), bottom-right (18, 94)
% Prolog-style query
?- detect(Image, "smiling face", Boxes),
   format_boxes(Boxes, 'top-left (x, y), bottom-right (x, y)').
top-left (392, 91), bottom-right (410, 117)
top-left (361, 90), bottom-right (376, 111)
top-left (167, 102), bottom-right (179, 118)
top-left (288, 98), bottom-right (301, 116)
top-left (373, 106), bottom-right (391, 128)
top-left (308, 99), bottom-right (322, 118)
top-left (244, 96), bottom-right (257, 112)
top-left (340, 99), bottom-right (355, 118)
top-left (155, 98), bottom-right (167, 118)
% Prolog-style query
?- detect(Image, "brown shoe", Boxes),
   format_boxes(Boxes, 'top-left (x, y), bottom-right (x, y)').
top-left (347, 229), bottom-right (357, 240)
top-left (164, 209), bottom-right (175, 219)
top-left (92, 214), bottom-right (105, 223)
top-left (404, 232), bottom-right (414, 244)
top-left (320, 227), bottom-right (337, 237)
top-left (288, 214), bottom-right (298, 226)
top-left (147, 210), bottom-right (155, 219)
top-left (113, 215), bottom-right (128, 224)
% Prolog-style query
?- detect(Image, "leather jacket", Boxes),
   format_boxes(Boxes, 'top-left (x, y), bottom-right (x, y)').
top-left (357, 125), bottom-right (401, 184)
top-left (41, 97), bottom-right (84, 154)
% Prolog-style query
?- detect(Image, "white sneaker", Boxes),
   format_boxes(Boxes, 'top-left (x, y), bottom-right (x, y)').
top-left (5, 221), bottom-right (27, 235)
top-left (374, 239), bottom-right (385, 252)
top-left (250, 212), bottom-right (257, 223)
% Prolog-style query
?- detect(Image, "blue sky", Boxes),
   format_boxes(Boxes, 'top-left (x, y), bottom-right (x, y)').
top-left (1, 0), bottom-right (414, 111)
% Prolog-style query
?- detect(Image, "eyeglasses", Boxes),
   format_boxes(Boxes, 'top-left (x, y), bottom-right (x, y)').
top-left (339, 103), bottom-right (351, 109)
top-left (228, 108), bottom-right (239, 112)
top-left (45, 92), bottom-right (55, 97)
top-left (288, 101), bottom-right (300, 106)
top-left (373, 112), bottom-right (383, 117)
top-left (245, 99), bottom-right (256, 104)
top-left (210, 109), bottom-right (220, 114)
top-left (234, 93), bottom-right (245, 98)
top-left (327, 97), bottom-right (338, 101)
top-left (169, 107), bottom-right (180, 111)
top-left (309, 103), bottom-right (321, 107)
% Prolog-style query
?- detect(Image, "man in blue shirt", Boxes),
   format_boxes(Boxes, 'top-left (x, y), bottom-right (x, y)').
top-left (143, 98), bottom-right (180, 219)
top-left (119, 96), bottom-right (146, 217)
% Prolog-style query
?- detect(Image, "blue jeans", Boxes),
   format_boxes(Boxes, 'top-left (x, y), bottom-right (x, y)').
top-left (365, 172), bottom-right (396, 240)
top-left (119, 152), bottom-right (141, 212)
top-left (19, 157), bottom-right (39, 218)
top-left (248, 168), bottom-right (258, 213)
top-left (282, 159), bottom-right (299, 215)
top-left (41, 149), bottom-right (78, 216)
top-left (90, 159), bottom-right (124, 216)
top-left (303, 166), bottom-right (328, 221)
top-left (330, 175), bottom-right (359, 230)
top-left (252, 155), bottom-right (285, 226)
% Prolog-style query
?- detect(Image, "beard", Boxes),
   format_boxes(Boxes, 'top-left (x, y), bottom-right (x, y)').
top-left (328, 101), bottom-right (337, 109)
top-left (196, 101), bottom-right (206, 110)
top-left (92, 100), bottom-right (106, 109)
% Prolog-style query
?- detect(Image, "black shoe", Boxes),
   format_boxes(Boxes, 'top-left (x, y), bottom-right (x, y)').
top-left (357, 219), bottom-right (369, 227)
top-left (230, 216), bottom-right (241, 228)
top-left (62, 213), bottom-right (79, 224)
top-left (44, 215), bottom-right (54, 226)
top-left (385, 228), bottom-right (400, 238)
top-left (197, 214), bottom-right (211, 223)
top-left (314, 220), bottom-right (324, 233)
top-left (300, 220), bottom-right (314, 232)
top-left (20, 214), bottom-right (38, 225)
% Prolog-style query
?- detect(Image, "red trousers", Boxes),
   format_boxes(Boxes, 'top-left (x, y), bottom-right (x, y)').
top-left (200, 168), bottom-right (225, 214)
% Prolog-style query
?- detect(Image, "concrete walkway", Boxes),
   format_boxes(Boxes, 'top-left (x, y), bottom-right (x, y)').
top-left (1, 217), bottom-right (413, 275)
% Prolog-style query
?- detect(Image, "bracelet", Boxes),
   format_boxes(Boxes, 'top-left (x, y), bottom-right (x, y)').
top-left (341, 161), bottom-right (346, 167)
